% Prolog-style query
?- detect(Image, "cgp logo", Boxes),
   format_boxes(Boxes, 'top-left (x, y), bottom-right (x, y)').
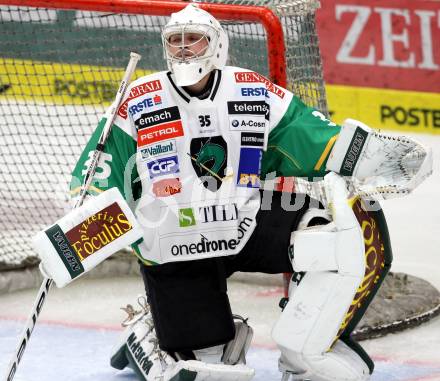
top-left (147, 156), bottom-right (179, 179)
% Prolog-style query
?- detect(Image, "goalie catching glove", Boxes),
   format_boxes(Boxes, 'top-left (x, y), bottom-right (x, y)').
top-left (327, 119), bottom-right (433, 198)
top-left (33, 187), bottom-right (143, 287)
top-left (111, 297), bottom-right (255, 381)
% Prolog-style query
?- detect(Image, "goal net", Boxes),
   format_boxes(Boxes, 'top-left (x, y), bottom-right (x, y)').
top-left (0, 0), bottom-right (327, 275)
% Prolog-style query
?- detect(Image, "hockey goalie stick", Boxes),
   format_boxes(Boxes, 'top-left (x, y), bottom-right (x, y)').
top-left (4, 52), bottom-right (141, 381)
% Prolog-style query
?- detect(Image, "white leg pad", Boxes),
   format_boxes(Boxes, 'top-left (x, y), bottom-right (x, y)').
top-left (272, 173), bottom-right (370, 381)
top-left (292, 225), bottom-right (365, 275)
top-left (272, 271), bottom-right (362, 355)
top-left (164, 360), bottom-right (255, 381)
top-left (278, 340), bottom-right (370, 381)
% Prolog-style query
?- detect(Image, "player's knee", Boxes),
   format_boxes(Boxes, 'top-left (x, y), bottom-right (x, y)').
top-left (289, 207), bottom-right (365, 280)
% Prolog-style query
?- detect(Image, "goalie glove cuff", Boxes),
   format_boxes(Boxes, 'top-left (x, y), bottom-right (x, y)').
top-left (326, 119), bottom-right (433, 198)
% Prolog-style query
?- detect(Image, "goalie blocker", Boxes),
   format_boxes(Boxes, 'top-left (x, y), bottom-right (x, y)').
top-left (33, 187), bottom-right (143, 287)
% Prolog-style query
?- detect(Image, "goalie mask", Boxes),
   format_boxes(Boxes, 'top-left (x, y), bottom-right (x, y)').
top-left (162, 4), bottom-right (229, 87)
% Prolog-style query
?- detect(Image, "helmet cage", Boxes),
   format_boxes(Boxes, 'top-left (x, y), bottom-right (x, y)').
top-left (161, 4), bottom-right (229, 86)
top-left (162, 24), bottom-right (219, 65)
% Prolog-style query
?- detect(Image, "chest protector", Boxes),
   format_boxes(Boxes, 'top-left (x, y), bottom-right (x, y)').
top-left (117, 67), bottom-right (289, 265)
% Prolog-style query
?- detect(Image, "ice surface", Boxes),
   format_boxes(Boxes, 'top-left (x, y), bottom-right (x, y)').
top-left (0, 133), bottom-right (439, 380)
top-left (1, 317), bottom-right (440, 381)
top-left (0, 276), bottom-right (439, 380)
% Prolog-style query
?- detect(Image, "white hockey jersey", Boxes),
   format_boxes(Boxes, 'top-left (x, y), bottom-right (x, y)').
top-left (71, 66), bottom-right (340, 265)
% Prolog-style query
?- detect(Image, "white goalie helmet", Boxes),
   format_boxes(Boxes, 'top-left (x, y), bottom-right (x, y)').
top-left (162, 4), bottom-right (229, 86)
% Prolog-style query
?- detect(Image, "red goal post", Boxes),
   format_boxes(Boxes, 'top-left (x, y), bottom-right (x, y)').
top-left (0, 0), bottom-right (327, 285)
top-left (2, 0), bottom-right (288, 88)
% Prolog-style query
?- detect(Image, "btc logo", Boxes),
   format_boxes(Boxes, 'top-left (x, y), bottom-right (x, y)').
top-left (239, 173), bottom-right (260, 187)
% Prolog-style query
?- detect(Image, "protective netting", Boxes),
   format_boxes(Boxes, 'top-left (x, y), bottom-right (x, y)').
top-left (0, 1), bottom-right (326, 270)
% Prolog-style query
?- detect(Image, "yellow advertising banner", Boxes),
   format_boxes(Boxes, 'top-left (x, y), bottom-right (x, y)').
top-left (327, 84), bottom-right (440, 135)
top-left (1, 58), bottom-right (439, 134)
top-left (0, 58), bottom-right (153, 105)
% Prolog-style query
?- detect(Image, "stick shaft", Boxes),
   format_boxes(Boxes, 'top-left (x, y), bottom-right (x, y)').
top-left (3, 52), bottom-right (141, 381)
top-left (75, 51), bottom-right (141, 208)
top-left (4, 278), bottom-right (52, 381)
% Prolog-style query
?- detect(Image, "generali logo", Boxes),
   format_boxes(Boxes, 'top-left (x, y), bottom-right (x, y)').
top-left (65, 202), bottom-right (132, 260)
top-left (234, 72), bottom-right (285, 99)
top-left (118, 80), bottom-right (162, 119)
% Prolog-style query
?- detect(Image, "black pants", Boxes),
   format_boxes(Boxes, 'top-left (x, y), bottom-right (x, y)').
top-left (140, 192), bottom-right (313, 352)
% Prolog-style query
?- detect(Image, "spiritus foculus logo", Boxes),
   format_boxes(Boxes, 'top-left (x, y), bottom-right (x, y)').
top-left (65, 202), bottom-right (133, 261)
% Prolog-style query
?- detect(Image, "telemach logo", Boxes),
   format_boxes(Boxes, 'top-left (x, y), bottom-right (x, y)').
top-left (65, 202), bottom-right (132, 261)
top-left (171, 217), bottom-right (252, 256)
top-left (127, 332), bottom-right (154, 376)
top-left (227, 101), bottom-right (270, 120)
